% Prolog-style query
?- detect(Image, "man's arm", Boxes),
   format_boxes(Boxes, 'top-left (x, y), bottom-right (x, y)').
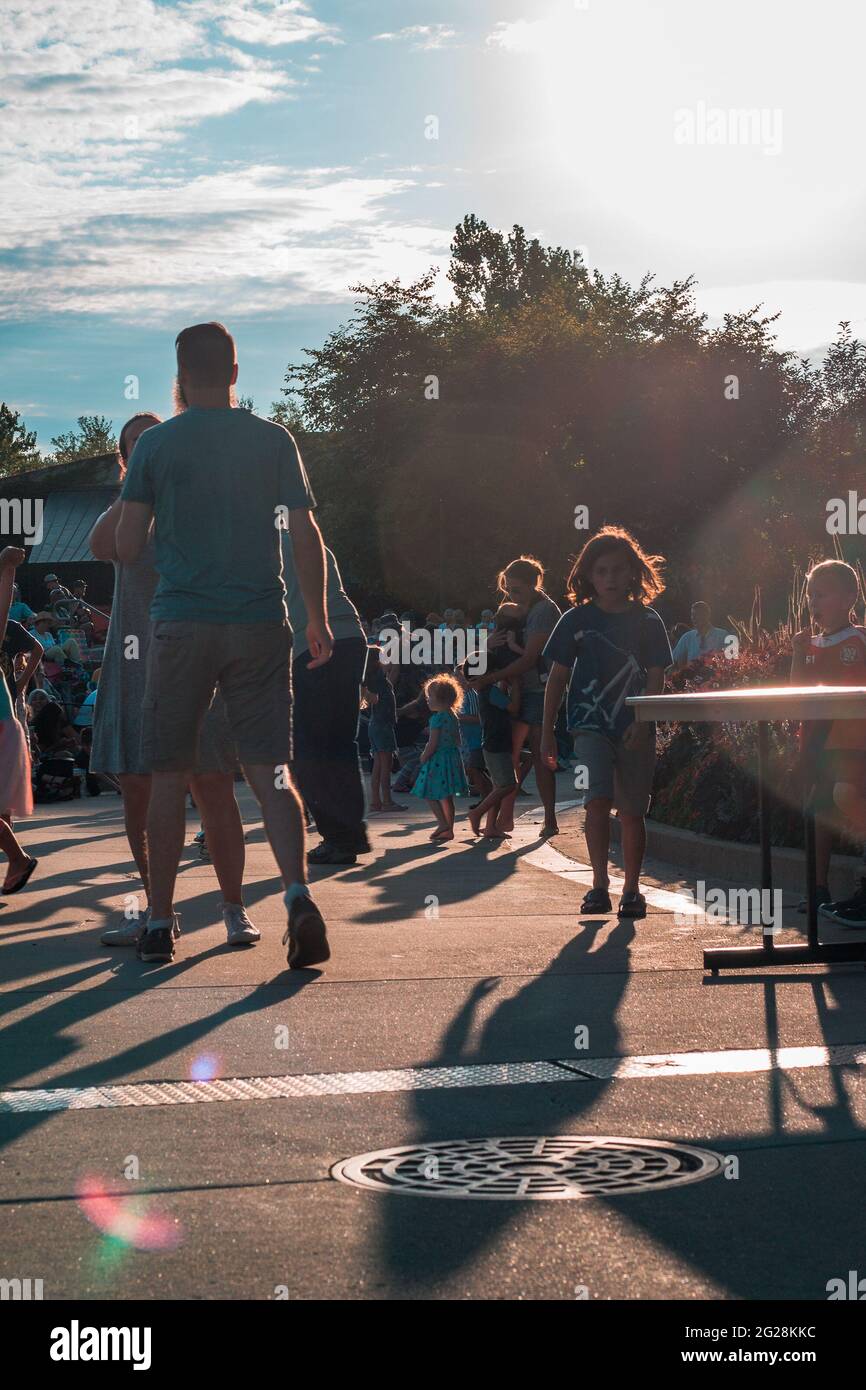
top-left (115, 502), bottom-right (154, 563)
top-left (288, 508), bottom-right (332, 668)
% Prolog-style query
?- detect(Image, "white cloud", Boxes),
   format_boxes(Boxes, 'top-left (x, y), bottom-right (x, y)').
top-left (373, 25), bottom-right (457, 51)
top-left (189, 0), bottom-right (340, 48)
top-left (486, 19), bottom-right (553, 53)
top-left (0, 0), bottom-right (419, 317)
top-left (0, 165), bottom-right (451, 319)
top-left (0, 0), bottom-right (332, 173)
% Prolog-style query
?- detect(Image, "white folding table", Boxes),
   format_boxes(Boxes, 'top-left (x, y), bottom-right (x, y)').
top-left (626, 687), bottom-right (866, 972)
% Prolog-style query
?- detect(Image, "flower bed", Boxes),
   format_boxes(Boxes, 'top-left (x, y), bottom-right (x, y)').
top-left (651, 646), bottom-right (859, 852)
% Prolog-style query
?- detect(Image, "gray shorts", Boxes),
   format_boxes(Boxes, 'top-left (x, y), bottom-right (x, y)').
top-left (483, 749), bottom-right (517, 790)
top-left (142, 620), bottom-right (292, 772)
top-left (462, 746), bottom-right (486, 771)
top-left (573, 728), bottom-right (656, 815)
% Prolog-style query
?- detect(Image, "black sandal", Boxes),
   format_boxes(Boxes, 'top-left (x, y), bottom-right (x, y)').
top-left (2, 856), bottom-right (38, 895)
top-left (618, 891), bottom-right (647, 920)
top-left (580, 887), bottom-right (612, 914)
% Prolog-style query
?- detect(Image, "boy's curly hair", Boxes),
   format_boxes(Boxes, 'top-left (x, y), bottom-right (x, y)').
top-left (423, 673), bottom-right (462, 710)
top-left (567, 525), bottom-right (665, 605)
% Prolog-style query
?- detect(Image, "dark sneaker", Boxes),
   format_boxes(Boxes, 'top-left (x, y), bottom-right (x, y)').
top-left (282, 894), bottom-right (330, 969)
top-left (797, 885), bottom-right (832, 914)
top-left (618, 891), bottom-right (647, 920)
top-left (819, 880), bottom-right (866, 928)
top-left (580, 887), bottom-right (612, 915)
top-left (307, 842), bottom-right (356, 866)
top-left (137, 916), bottom-right (178, 962)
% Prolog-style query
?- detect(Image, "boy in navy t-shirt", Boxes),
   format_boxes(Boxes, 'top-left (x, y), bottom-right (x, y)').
top-left (541, 526), bottom-right (672, 919)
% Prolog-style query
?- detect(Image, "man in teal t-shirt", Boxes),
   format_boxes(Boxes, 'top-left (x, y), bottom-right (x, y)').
top-left (116, 320), bottom-right (333, 971)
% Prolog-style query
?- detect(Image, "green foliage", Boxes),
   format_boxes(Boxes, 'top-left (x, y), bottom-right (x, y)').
top-left (278, 213), bottom-right (866, 616)
top-left (49, 415), bottom-right (116, 464)
top-left (0, 402), bottom-right (41, 478)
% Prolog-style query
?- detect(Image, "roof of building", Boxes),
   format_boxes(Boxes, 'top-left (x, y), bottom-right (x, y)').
top-left (0, 453), bottom-right (118, 498)
top-left (26, 488), bottom-right (118, 566)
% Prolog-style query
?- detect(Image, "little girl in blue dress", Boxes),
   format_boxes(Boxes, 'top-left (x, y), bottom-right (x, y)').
top-left (410, 674), bottom-right (468, 842)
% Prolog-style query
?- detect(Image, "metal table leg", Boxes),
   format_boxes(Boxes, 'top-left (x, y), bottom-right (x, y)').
top-left (704, 720), bottom-right (866, 971)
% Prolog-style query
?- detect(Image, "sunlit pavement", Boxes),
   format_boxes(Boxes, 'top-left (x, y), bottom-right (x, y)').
top-left (1, 777), bottom-right (865, 1300)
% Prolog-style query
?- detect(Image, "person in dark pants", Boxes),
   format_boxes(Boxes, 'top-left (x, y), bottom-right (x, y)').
top-left (283, 536), bottom-right (370, 865)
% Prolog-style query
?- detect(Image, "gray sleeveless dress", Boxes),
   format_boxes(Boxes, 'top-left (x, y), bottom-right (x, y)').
top-left (90, 537), bottom-right (235, 776)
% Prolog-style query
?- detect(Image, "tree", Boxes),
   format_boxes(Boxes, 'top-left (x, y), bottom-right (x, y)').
top-left (275, 214), bottom-right (865, 619)
top-left (49, 415), bottom-right (116, 463)
top-left (237, 395), bottom-right (256, 412)
top-left (0, 403), bottom-right (41, 478)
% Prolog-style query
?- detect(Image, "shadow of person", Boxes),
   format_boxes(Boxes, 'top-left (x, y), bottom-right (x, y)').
top-left (376, 917), bottom-right (634, 1289)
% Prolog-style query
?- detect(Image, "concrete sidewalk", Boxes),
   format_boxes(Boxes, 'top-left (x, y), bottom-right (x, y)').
top-left (1, 779), bottom-right (865, 1300)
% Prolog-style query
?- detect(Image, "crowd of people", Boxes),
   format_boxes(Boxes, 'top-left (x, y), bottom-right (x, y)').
top-left (2, 320), bottom-right (866, 958)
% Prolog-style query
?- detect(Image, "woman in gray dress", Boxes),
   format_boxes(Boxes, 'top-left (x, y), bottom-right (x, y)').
top-left (89, 413), bottom-right (259, 949)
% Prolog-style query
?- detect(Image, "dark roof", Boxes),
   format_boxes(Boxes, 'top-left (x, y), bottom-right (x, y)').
top-left (0, 453), bottom-right (118, 498)
top-left (26, 489), bottom-right (118, 565)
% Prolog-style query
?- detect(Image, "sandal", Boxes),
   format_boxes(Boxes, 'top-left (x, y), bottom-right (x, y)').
top-left (618, 891), bottom-right (647, 920)
top-left (580, 886), bottom-right (612, 914)
top-left (2, 856), bottom-right (38, 895)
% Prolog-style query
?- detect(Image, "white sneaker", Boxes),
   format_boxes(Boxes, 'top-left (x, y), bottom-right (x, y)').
top-left (223, 903), bottom-right (260, 947)
top-left (101, 912), bottom-right (148, 946)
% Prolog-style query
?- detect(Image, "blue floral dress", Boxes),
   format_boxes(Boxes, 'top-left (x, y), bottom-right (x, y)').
top-left (410, 710), bottom-right (469, 799)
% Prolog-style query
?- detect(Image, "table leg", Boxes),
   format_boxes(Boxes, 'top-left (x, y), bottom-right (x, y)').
top-left (804, 784), bottom-right (819, 951)
top-left (757, 721), bottom-right (774, 949)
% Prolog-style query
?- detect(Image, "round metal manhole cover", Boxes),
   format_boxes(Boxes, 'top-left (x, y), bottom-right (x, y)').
top-left (331, 1136), bottom-right (723, 1200)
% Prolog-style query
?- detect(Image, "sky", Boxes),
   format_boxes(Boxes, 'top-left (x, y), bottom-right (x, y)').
top-left (2, 0), bottom-right (866, 449)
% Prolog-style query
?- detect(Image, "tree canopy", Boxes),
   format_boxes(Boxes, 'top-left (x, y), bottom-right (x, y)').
top-left (49, 415), bottom-right (116, 464)
top-left (0, 402), bottom-right (41, 478)
top-left (280, 214), bottom-right (865, 620)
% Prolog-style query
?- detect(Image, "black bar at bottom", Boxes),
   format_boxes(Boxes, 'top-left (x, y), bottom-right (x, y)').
top-left (704, 941), bottom-right (866, 972)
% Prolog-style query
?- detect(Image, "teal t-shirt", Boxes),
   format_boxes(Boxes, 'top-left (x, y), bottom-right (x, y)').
top-left (282, 538), bottom-right (363, 656)
top-left (121, 407), bottom-right (316, 623)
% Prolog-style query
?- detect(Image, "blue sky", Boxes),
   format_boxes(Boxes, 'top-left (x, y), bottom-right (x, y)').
top-left (2, 0), bottom-right (866, 449)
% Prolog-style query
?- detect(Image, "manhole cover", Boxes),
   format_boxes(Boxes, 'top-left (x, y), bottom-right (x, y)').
top-left (332, 1136), bottom-right (723, 1200)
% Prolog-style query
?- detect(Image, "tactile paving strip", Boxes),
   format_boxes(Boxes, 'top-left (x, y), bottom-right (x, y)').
top-left (2, 1042), bottom-right (863, 1113)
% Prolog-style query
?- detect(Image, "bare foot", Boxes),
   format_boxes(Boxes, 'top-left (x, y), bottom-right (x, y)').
top-left (432, 830), bottom-right (454, 842)
top-left (539, 823), bottom-right (559, 839)
top-left (467, 811), bottom-right (482, 835)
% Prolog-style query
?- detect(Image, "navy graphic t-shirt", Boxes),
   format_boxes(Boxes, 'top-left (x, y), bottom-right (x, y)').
top-left (543, 602), bottom-right (672, 742)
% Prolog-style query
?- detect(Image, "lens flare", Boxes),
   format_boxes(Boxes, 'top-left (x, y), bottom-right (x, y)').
top-left (76, 1175), bottom-right (182, 1252)
top-left (189, 1052), bottom-right (221, 1082)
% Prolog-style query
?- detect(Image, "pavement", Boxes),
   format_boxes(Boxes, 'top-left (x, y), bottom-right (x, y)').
top-left (1, 774), bottom-right (866, 1301)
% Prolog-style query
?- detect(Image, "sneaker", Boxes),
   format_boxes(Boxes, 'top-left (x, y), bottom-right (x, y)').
top-left (307, 842), bottom-right (356, 866)
top-left (136, 915), bottom-right (178, 962)
top-left (101, 911), bottom-right (149, 947)
top-left (819, 879), bottom-right (866, 928)
top-left (797, 885), bottom-right (832, 914)
top-left (223, 903), bottom-right (261, 947)
top-left (282, 893), bottom-right (330, 969)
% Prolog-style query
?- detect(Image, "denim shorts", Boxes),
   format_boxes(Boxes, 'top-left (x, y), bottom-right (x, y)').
top-left (572, 729), bottom-right (656, 815)
top-left (518, 690), bottom-right (545, 726)
top-left (369, 721), bottom-right (397, 754)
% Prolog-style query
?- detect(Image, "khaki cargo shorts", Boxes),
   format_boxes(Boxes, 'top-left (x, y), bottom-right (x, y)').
top-left (573, 728), bottom-right (656, 816)
top-left (142, 620), bottom-right (292, 772)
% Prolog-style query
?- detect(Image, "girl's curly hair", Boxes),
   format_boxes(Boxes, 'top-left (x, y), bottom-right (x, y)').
top-left (423, 673), bottom-right (462, 710)
top-left (566, 525), bottom-right (666, 606)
